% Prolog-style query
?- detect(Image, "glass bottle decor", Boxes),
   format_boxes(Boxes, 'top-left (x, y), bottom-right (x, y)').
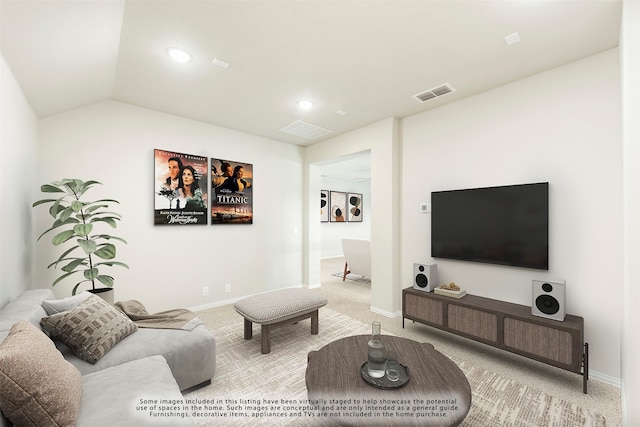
top-left (367, 321), bottom-right (386, 378)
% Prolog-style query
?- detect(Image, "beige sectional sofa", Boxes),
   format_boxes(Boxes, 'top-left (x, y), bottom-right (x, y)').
top-left (0, 289), bottom-right (216, 426)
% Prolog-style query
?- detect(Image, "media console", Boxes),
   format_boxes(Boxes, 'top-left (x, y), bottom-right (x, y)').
top-left (402, 287), bottom-right (589, 393)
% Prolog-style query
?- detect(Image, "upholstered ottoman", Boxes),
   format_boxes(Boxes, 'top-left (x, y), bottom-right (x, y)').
top-left (234, 288), bottom-right (328, 354)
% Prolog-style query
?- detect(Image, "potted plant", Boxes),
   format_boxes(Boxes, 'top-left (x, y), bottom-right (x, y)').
top-left (33, 179), bottom-right (128, 302)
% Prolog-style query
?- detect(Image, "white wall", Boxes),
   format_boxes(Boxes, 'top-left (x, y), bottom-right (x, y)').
top-left (36, 101), bottom-right (304, 312)
top-left (305, 118), bottom-right (401, 315)
top-left (402, 49), bottom-right (622, 382)
top-left (320, 176), bottom-right (371, 258)
top-left (0, 55), bottom-right (38, 306)
top-left (621, 0), bottom-right (640, 423)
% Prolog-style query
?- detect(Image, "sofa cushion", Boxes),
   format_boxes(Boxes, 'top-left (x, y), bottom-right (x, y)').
top-left (40, 295), bottom-right (137, 364)
top-left (78, 355), bottom-right (194, 426)
top-left (0, 289), bottom-right (54, 341)
top-left (42, 291), bottom-right (92, 315)
top-left (59, 325), bottom-right (216, 392)
top-left (0, 321), bottom-right (82, 427)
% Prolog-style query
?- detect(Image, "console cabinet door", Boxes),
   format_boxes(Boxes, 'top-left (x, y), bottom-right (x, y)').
top-left (503, 317), bottom-right (575, 369)
top-left (404, 293), bottom-right (444, 326)
top-left (448, 305), bottom-right (498, 343)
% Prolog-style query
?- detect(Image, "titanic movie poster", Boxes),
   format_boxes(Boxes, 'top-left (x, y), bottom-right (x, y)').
top-left (154, 149), bottom-right (208, 225)
top-left (211, 158), bottom-right (253, 224)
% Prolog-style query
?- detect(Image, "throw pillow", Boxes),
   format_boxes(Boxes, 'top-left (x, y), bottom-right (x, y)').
top-left (0, 321), bottom-right (82, 427)
top-left (42, 291), bottom-right (92, 315)
top-left (40, 295), bottom-right (138, 364)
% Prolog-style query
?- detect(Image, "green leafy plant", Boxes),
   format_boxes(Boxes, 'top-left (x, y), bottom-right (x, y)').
top-left (33, 179), bottom-right (129, 295)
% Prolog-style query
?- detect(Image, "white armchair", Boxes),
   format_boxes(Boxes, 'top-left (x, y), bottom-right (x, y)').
top-left (341, 238), bottom-right (371, 281)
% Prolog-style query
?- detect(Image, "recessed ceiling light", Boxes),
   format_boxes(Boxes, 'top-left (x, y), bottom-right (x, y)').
top-left (298, 100), bottom-right (313, 110)
top-left (166, 47), bottom-right (192, 63)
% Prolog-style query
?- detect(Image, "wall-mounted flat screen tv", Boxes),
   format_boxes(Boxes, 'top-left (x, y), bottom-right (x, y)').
top-left (431, 182), bottom-right (549, 270)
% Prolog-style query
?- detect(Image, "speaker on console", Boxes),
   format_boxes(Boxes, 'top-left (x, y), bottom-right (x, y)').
top-left (531, 280), bottom-right (566, 321)
top-left (413, 263), bottom-right (437, 292)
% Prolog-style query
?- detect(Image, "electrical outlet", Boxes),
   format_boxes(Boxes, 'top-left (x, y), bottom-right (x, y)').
top-left (202, 286), bottom-right (209, 297)
top-left (225, 283), bottom-right (231, 293)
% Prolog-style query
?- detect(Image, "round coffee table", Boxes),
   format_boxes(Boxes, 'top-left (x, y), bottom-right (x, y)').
top-left (305, 335), bottom-right (471, 426)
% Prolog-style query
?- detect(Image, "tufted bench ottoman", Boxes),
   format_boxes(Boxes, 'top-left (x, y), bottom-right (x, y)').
top-left (234, 288), bottom-right (328, 354)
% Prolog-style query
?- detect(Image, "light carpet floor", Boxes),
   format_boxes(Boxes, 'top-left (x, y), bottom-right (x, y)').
top-left (189, 307), bottom-right (607, 426)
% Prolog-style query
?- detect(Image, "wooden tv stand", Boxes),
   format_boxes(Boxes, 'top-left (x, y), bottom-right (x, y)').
top-left (402, 287), bottom-right (589, 393)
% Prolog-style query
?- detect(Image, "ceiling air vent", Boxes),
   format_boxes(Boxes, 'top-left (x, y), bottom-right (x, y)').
top-left (279, 120), bottom-right (332, 140)
top-left (412, 83), bottom-right (456, 103)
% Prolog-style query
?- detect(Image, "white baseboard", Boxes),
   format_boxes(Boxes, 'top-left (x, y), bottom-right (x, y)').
top-left (188, 285), bottom-right (308, 312)
top-left (370, 305), bottom-right (401, 318)
top-left (188, 296), bottom-right (243, 312)
top-left (589, 370), bottom-right (621, 388)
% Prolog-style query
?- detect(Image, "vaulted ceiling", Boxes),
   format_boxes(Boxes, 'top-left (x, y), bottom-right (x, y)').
top-left (1, 0), bottom-right (622, 148)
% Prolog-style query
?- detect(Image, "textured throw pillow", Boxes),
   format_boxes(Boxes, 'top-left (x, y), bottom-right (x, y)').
top-left (42, 291), bottom-right (92, 315)
top-left (40, 295), bottom-right (137, 364)
top-left (0, 321), bottom-right (82, 426)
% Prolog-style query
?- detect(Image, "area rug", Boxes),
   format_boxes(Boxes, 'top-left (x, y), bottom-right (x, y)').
top-left (189, 308), bottom-right (606, 427)
top-left (457, 360), bottom-right (606, 427)
top-left (331, 272), bottom-right (371, 283)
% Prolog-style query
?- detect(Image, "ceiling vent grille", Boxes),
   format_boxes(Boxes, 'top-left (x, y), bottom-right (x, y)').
top-left (412, 83), bottom-right (456, 103)
top-left (279, 120), bottom-right (332, 140)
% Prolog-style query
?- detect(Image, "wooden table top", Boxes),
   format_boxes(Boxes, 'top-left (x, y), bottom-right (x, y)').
top-left (305, 335), bottom-right (471, 426)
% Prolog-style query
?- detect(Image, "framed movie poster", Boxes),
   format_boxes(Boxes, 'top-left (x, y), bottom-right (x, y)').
top-left (348, 192), bottom-right (363, 222)
top-left (154, 149), bottom-right (208, 225)
top-left (211, 159), bottom-right (253, 224)
top-left (321, 190), bottom-right (329, 222)
top-left (330, 191), bottom-right (347, 222)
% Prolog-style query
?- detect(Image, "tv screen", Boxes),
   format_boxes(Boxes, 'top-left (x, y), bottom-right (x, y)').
top-left (431, 182), bottom-right (549, 270)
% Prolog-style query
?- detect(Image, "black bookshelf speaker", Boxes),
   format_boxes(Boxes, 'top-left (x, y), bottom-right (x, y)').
top-left (413, 263), bottom-right (437, 292)
top-left (531, 280), bottom-right (566, 321)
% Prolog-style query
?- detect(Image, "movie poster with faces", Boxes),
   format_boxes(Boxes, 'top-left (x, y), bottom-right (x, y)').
top-left (210, 158), bottom-right (253, 224)
top-left (154, 149), bottom-right (208, 225)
